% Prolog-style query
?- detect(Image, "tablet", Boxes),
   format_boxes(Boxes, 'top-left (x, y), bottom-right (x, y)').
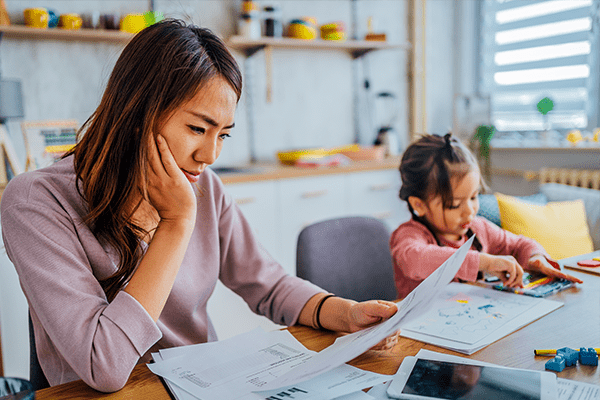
top-left (387, 356), bottom-right (557, 400)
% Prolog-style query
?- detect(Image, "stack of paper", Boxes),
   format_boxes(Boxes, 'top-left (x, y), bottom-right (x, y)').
top-left (399, 282), bottom-right (563, 354)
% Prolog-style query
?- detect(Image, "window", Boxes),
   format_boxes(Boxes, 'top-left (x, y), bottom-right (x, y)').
top-left (480, 0), bottom-right (598, 139)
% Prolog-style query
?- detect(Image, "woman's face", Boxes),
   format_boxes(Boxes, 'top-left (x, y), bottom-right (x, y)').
top-left (158, 76), bottom-right (237, 183)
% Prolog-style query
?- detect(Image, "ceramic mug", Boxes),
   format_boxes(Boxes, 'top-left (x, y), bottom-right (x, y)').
top-left (120, 13), bottom-right (146, 34)
top-left (59, 13), bottom-right (83, 30)
top-left (24, 8), bottom-right (49, 29)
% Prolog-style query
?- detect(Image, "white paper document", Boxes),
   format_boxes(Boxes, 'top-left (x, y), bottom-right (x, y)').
top-left (148, 328), bottom-right (389, 400)
top-left (399, 282), bottom-right (563, 354)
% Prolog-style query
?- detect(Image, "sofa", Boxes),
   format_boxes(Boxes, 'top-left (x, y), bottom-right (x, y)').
top-left (477, 183), bottom-right (600, 259)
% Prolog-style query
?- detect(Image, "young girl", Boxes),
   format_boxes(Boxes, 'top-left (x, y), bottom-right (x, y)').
top-left (1, 20), bottom-right (398, 392)
top-left (390, 133), bottom-right (582, 299)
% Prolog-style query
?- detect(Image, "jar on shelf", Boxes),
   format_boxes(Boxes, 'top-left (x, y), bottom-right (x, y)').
top-left (238, 13), bottom-right (260, 39)
top-left (263, 5), bottom-right (282, 37)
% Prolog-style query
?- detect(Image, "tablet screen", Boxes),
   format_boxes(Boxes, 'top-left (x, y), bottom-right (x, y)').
top-left (402, 359), bottom-right (541, 400)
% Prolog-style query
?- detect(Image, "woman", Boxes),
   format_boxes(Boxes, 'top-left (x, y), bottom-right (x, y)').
top-left (1, 19), bottom-right (398, 392)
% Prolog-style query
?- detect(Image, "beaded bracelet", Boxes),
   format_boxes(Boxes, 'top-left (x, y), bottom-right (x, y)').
top-left (314, 294), bottom-right (336, 330)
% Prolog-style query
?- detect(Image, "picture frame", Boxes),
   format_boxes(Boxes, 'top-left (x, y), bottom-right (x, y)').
top-left (21, 119), bottom-right (79, 172)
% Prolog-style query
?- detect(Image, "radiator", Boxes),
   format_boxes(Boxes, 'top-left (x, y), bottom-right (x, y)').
top-left (537, 168), bottom-right (600, 190)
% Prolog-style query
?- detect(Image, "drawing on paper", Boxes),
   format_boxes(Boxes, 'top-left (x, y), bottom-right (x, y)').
top-left (402, 284), bottom-right (540, 345)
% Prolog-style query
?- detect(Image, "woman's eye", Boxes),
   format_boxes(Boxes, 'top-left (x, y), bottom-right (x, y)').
top-left (219, 133), bottom-right (231, 140)
top-left (448, 204), bottom-right (460, 210)
top-left (189, 125), bottom-right (205, 134)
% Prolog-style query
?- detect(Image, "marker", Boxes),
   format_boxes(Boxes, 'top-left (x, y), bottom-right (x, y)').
top-left (534, 348), bottom-right (600, 356)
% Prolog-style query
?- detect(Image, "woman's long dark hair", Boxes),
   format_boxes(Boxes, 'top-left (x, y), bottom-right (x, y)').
top-left (64, 19), bottom-right (242, 302)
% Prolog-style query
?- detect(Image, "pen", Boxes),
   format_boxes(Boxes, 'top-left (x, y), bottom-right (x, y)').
top-left (534, 348), bottom-right (600, 356)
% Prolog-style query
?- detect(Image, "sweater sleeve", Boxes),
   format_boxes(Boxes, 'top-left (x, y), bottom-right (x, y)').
top-left (476, 217), bottom-right (548, 267)
top-left (390, 221), bottom-right (481, 284)
top-left (214, 178), bottom-right (323, 327)
top-left (1, 183), bottom-right (162, 392)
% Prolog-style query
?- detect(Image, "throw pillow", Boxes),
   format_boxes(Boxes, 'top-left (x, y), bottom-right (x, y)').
top-left (539, 183), bottom-right (600, 250)
top-left (477, 193), bottom-right (547, 227)
top-left (496, 193), bottom-right (594, 259)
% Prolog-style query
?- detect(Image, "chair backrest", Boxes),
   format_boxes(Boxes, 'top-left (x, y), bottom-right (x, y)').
top-left (296, 216), bottom-right (397, 302)
top-left (28, 313), bottom-right (50, 391)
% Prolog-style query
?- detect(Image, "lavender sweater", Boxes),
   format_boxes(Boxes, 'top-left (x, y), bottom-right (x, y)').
top-left (1, 156), bottom-right (322, 391)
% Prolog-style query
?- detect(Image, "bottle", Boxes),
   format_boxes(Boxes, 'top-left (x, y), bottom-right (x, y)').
top-left (239, 0), bottom-right (260, 38)
top-left (263, 6), bottom-right (282, 37)
top-left (238, 13), bottom-right (258, 38)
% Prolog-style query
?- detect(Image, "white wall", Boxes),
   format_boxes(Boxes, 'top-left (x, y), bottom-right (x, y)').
top-left (0, 0), bottom-right (462, 378)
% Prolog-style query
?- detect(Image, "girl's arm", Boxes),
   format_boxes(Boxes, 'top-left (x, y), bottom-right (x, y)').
top-left (390, 223), bottom-right (480, 282)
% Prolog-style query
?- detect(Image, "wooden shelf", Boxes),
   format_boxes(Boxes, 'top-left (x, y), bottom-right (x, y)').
top-left (0, 25), bottom-right (132, 43)
top-left (227, 35), bottom-right (410, 58)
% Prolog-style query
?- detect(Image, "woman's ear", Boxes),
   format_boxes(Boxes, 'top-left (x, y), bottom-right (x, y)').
top-left (408, 196), bottom-right (426, 217)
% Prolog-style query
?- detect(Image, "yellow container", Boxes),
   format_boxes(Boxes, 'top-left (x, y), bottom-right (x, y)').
top-left (59, 13), bottom-right (82, 30)
top-left (24, 8), bottom-right (49, 29)
top-left (277, 144), bottom-right (360, 165)
top-left (287, 18), bottom-right (317, 40)
top-left (120, 13), bottom-right (146, 34)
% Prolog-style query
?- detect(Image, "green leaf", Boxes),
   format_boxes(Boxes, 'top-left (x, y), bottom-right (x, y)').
top-left (537, 97), bottom-right (554, 115)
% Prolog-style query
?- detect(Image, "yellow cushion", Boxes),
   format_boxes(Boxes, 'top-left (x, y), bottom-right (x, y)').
top-left (496, 193), bottom-right (593, 259)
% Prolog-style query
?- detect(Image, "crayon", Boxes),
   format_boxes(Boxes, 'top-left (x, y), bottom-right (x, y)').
top-left (534, 348), bottom-right (600, 356)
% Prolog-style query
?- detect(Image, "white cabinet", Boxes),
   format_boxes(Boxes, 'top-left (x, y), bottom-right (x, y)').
top-left (224, 180), bottom-right (280, 262)
top-left (278, 175), bottom-right (348, 275)
top-left (346, 170), bottom-right (411, 232)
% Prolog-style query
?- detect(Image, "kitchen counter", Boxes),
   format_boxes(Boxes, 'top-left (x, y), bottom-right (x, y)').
top-left (214, 156), bottom-right (402, 184)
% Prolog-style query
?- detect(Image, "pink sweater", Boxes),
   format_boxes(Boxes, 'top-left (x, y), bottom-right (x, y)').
top-left (390, 217), bottom-right (547, 299)
top-left (1, 156), bottom-right (323, 391)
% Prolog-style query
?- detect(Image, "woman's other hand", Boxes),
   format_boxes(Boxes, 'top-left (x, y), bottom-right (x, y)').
top-left (147, 134), bottom-right (197, 225)
top-left (527, 255), bottom-right (583, 283)
top-left (347, 300), bottom-right (399, 350)
top-left (346, 300), bottom-right (398, 332)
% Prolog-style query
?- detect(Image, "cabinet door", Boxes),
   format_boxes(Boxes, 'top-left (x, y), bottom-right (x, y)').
top-left (224, 180), bottom-right (280, 262)
top-left (278, 175), bottom-right (348, 275)
top-left (347, 170), bottom-right (411, 232)
top-left (208, 180), bottom-right (282, 340)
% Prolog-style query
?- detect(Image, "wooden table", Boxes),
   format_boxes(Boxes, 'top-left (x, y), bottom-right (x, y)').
top-left (36, 253), bottom-right (600, 399)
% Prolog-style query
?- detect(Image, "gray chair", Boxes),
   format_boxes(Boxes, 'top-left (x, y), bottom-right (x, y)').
top-left (296, 216), bottom-right (398, 302)
top-left (28, 313), bottom-right (50, 391)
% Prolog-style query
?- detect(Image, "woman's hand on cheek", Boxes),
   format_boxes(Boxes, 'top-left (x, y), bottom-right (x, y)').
top-left (148, 134), bottom-right (197, 225)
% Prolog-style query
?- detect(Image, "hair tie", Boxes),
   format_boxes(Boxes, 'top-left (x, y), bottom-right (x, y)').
top-left (444, 133), bottom-right (453, 149)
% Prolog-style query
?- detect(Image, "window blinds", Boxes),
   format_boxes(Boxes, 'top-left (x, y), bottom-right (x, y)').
top-left (480, 0), bottom-right (597, 132)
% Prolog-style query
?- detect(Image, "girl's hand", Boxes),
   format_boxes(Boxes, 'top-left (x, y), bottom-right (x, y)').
top-left (479, 253), bottom-right (525, 288)
top-left (147, 134), bottom-right (197, 225)
top-left (347, 300), bottom-right (399, 350)
top-left (527, 255), bottom-right (583, 283)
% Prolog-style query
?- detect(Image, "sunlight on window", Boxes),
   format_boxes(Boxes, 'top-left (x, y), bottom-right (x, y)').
top-left (496, 0), bottom-right (592, 24)
top-left (495, 65), bottom-right (590, 85)
top-left (496, 18), bottom-right (591, 45)
top-left (494, 88), bottom-right (588, 106)
top-left (495, 42), bottom-right (590, 66)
